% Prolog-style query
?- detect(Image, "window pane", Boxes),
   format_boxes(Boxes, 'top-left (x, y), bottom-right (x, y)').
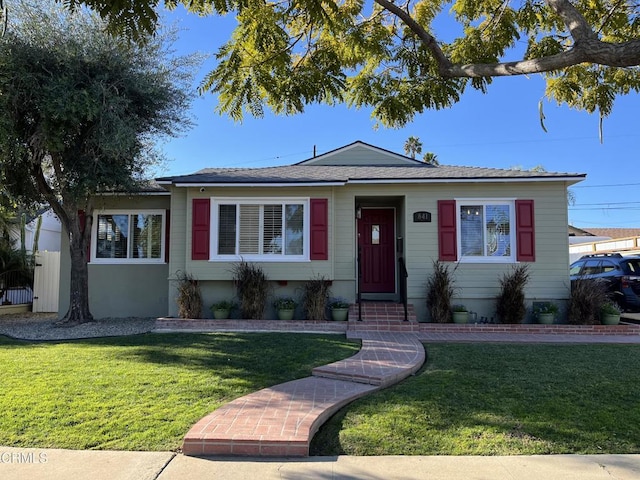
top-left (263, 205), bottom-right (282, 254)
top-left (239, 205), bottom-right (259, 254)
top-left (460, 206), bottom-right (483, 256)
top-left (285, 204), bottom-right (304, 255)
top-left (485, 205), bottom-right (511, 257)
top-left (96, 214), bottom-right (129, 258)
top-left (131, 214), bottom-right (162, 259)
top-left (218, 205), bottom-right (236, 255)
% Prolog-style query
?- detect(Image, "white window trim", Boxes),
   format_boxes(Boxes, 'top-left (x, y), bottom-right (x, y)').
top-left (210, 197), bottom-right (310, 262)
top-left (91, 209), bottom-right (166, 264)
top-left (455, 198), bottom-right (516, 264)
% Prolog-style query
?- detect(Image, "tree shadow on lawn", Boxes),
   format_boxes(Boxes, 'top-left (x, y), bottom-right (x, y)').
top-left (311, 343), bottom-right (640, 456)
top-left (0, 332), bottom-right (361, 385)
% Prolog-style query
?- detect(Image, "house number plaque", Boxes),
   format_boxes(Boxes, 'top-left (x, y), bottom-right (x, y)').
top-left (413, 211), bottom-right (432, 223)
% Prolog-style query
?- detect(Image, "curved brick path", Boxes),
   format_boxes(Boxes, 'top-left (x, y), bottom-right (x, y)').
top-left (182, 332), bottom-right (425, 457)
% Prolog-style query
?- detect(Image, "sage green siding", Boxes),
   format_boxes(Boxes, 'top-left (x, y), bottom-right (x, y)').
top-left (301, 144), bottom-right (415, 166)
top-left (181, 187), bottom-right (334, 281)
top-left (170, 180), bottom-right (571, 321)
top-left (330, 181), bottom-right (571, 321)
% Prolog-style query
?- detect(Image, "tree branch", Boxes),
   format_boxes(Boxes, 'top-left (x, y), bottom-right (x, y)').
top-left (373, 0), bottom-right (453, 72)
top-left (375, 0), bottom-right (640, 78)
top-left (545, 0), bottom-right (599, 42)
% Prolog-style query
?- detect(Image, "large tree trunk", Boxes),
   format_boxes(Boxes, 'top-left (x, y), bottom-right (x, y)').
top-left (59, 210), bottom-right (93, 325)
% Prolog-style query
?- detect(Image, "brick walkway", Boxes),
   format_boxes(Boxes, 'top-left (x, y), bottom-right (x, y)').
top-left (181, 332), bottom-right (425, 457)
top-left (164, 312), bottom-right (640, 458)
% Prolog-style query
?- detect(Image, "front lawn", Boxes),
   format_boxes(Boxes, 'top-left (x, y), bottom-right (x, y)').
top-left (311, 343), bottom-right (640, 455)
top-left (0, 332), bottom-right (359, 451)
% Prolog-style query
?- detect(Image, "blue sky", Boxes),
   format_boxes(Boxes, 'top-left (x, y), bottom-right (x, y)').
top-left (159, 7), bottom-right (640, 229)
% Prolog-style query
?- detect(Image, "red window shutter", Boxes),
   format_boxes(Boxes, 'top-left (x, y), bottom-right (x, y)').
top-left (165, 209), bottom-right (170, 263)
top-left (516, 199), bottom-right (535, 262)
top-left (310, 198), bottom-right (328, 260)
top-left (438, 200), bottom-right (457, 261)
top-left (192, 199), bottom-right (210, 260)
top-left (78, 210), bottom-right (91, 260)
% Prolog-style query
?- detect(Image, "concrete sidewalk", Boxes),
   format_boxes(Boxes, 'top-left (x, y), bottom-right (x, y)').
top-left (1, 448), bottom-right (639, 480)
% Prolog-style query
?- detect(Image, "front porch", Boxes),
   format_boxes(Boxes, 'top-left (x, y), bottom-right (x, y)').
top-left (154, 301), bottom-right (640, 339)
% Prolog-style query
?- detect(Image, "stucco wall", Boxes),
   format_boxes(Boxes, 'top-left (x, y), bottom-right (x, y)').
top-left (58, 194), bottom-right (170, 319)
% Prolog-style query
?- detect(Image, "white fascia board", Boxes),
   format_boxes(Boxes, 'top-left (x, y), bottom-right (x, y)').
top-left (174, 182), bottom-right (347, 188)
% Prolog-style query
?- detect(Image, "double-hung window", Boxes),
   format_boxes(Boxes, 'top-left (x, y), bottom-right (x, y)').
top-left (458, 200), bottom-right (515, 262)
top-left (212, 198), bottom-right (308, 261)
top-left (92, 210), bottom-right (165, 263)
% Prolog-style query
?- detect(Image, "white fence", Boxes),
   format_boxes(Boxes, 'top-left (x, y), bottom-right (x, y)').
top-left (32, 251), bottom-right (60, 313)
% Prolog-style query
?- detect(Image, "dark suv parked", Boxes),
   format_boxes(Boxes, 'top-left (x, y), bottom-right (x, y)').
top-left (570, 253), bottom-right (640, 312)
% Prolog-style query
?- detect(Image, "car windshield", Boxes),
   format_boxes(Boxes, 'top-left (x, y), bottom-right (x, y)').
top-left (621, 260), bottom-right (640, 274)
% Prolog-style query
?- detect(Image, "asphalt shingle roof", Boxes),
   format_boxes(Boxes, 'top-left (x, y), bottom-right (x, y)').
top-left (158, 164), bottom-right (584, 185)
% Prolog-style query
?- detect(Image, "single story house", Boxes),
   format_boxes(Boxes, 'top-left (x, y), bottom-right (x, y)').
top-left (58, 141), bottom-right (585, 321)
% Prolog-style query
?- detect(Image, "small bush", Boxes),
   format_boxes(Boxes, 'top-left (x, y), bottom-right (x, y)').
top-left (232, 261), bottom-right (269, 319)
top-left (532, 301), bottom-right (559, 316)
top-left (273, 296), bottom-right (297, 310)
top-left (211, 300), bottom-right (236, 311)
top-left (302, 275), bottom-right (331, 320)
top-left (175, 271), bottom-right (202, 319)
top-left (495, 265), bottom-right (529, 324)
top-left (426, 261), bottom-right (457, 323)
top-left (329, 297), bottom-right (350, 309)
top-left (568, 278), bottom-right (609, 325)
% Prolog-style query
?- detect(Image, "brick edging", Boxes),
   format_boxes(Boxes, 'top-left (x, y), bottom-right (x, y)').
top-left (416, 323), bottom-right (640, 336)
top-left (154, 318), bottom-right (640, 336)
top-left (155, 318), bottom-right (348, 333)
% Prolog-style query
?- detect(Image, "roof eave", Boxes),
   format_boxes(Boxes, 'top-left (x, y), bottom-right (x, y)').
top-left (173, 181), bottom-right (347, 188)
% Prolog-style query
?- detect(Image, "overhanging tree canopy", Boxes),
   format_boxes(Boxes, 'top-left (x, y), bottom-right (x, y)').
top-left (60, 0), bottom-right (640, 126)
top-left (0, 1), bottom-right (195, 323)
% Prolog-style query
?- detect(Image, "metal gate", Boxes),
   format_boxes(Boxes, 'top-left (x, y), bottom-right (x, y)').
top-left (33, 251), bottom-right (60, 313)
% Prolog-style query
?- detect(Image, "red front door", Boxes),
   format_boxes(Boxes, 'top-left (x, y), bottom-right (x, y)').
top-left (358, 208), bottom-right (396, 293)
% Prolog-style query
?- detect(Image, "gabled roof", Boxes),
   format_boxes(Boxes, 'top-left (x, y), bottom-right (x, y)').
top-left (296, 141), bottom-right (422, 166)
top-left (157, 141), bottom-right (586, 187)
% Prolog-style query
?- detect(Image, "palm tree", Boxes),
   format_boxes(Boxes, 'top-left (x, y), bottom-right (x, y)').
top-left (423, 152), bottom-right (439, 165)
top-left (403, 136), bottom-right (422, 159)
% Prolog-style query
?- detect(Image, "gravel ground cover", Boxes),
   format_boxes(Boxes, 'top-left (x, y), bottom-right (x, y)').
top-left (0, 313), bottom-right (155, 340)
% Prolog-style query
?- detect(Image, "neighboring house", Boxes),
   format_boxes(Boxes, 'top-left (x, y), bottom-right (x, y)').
top-left (569, 227), bottom-right (640, 262)
top-left (58, 141), bottom-right (585, 321)
top-left (28, 209), bottom-right (62, 252)
top-left (8, 209), bottom-right (62, 253)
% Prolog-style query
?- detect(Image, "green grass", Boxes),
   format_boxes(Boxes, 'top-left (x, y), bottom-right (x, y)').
top-left (311, 343), bottom-right (640, 456)
top-left (0, 332), bottom-right (359, 451)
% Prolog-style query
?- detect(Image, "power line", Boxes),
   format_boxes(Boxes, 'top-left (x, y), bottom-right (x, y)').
top-left (572, 201), bottom-right (640, 206)
top-left (569, 207), bottom-right (640, 211)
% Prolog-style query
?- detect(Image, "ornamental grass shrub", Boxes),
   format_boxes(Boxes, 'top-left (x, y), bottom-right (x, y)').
top-left (568, 277), bottom-right (609, 325)
top-left (495, 265), bottom-right (529, 324)
top-left (232, 261), bottom-right (269, 319)
top-left (175, 271), bottom-right (202, 319)
top-left (302, 275), bottom-right (331, 320)
top-left (426, 261), bottom-right (457, 323)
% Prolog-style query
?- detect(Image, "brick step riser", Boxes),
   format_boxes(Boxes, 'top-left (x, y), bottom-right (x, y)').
top-left (349, 304), bottom-right (417, 323)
